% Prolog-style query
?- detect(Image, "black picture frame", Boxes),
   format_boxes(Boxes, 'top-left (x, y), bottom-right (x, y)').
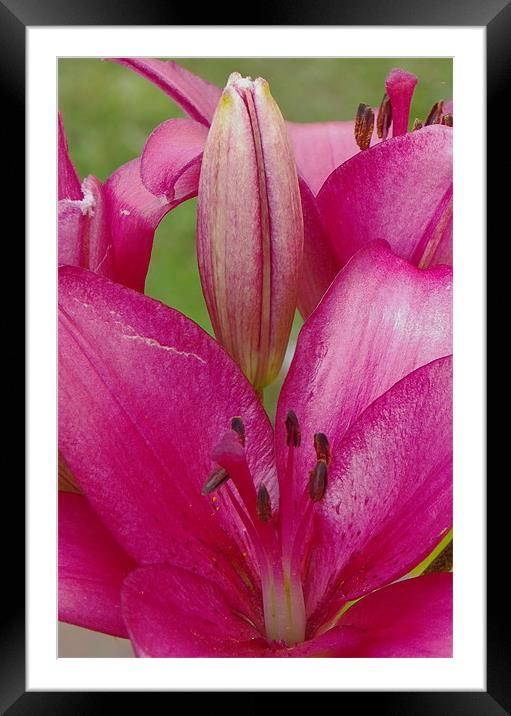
top-left (8, 0), bottom-right (496, 709)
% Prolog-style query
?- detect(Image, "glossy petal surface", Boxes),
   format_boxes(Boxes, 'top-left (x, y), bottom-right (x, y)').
top-left (304, 356), bottom-right (452, 628)
top-left (276, 241), bottom-right (452, 495)
top-left (298, 179), bottom-right (339, 318)
top-left (59, 492), bottom-right (135, 637)
top-left (294, 573), bottom-right (453, 657)
top-left (140, 118), bottom-right (208, 200)
top-left (58, 267), bottom-right (276, 582)
top-left (122, 565), bottom-right (268, 657)
top-left (104, 158), bottom-right (175, 291)
top-left (317, 126), bottom-right (453, 268)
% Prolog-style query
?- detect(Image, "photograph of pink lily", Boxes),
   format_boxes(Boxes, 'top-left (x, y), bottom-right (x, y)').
top-left (58, 57), bottom-right (453, 659)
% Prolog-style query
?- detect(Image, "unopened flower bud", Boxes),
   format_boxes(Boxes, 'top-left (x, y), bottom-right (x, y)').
top-left (197, 73), bottom-right (303, 391)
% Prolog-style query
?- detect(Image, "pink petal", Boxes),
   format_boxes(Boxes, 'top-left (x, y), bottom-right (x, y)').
top-left (287, 118), bottom-right (380, 196)
top-left (58, 201), bottom-right (84, 267)
top-left (304, 356), bottom-right (452, 629)
top-left (58, 267), bottom-right (276, 589)
top-left (81, 176), bottom-right (114, 277)
top-left (58, 175), bottom-right (114, 278)
top-left (294, 573), bottom-right (452, 657)
top-left (275, 242), bottom-right (452, 615)
top-left (316, 125), bottom-right (453, 268)
top-left (109, 58), bottom-right (222, 126)
top-left (104, 158), bottom-right (174, 292)
top-left (59, 491), bottom-right (136, 637)
top-left (140, 117), bottom-right (208, 200)
top-left (122, 567), bottom-right (452, 657)
top-left (58, 111), bottom-right (82, 200)
top-left (122, 565), bottom-right (269, 657)
top-left (416, 194), bottom-right (453, 268)
top-left (385, 68), bottom-right (418, 137)
top-left (298, 179), bottom-right (339, 318)
top-left (276, 241), bottom-right (452, 489)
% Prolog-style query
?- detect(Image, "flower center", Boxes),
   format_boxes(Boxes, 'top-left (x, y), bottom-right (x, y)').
top-left (201, 412), bottom-right (329, 647)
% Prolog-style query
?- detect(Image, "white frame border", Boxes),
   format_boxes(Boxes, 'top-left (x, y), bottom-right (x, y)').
top-left (27, 26), bottom-right (485, 691)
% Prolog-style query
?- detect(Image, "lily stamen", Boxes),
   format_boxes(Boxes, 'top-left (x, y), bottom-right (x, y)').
top-left (309, 460), bottom-right (328, 502)
top-left (231, 416), bottom-right (246, 446)
top-left (201, 467), bottom-right (230, 495)
top-left (376, 93), bottom-right (392, 139)
top-left (354, 103), bottom-right (375, 151)
top-left (313, 432), bottom-right (331, 465)
top-left (202, 414), bottom-right (332, 646)
top-left (256, 485), bottom-right (272, 523)
top-left (285, 410), bottom-right (301, 447)
top-left (425, 100), bottom-right (444, 126)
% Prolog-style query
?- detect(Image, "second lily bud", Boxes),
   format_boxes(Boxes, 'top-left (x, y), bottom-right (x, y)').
top-left (197, 72), bottom-right (303, 393)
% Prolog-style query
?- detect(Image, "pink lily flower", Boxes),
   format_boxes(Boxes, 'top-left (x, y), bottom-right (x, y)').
top-left (197, 73), bottom-right (303, 391)
top-left (58, 111), bottom-right (198, 292)
top-left (59, 241), bottom-right (452, 657)
top-left (110, 60), bottom-right (452, 317)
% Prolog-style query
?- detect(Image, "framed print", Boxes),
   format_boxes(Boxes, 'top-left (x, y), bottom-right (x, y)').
top-left (7, 0), bottom-right (498, 708)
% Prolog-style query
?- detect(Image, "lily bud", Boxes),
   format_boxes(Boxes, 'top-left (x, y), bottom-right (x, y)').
top-left (197, 73), bottom-right (303, 392)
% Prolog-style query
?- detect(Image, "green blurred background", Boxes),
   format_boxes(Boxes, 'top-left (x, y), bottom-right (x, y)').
top-left (59, 57), bottom-right (452, 414)
top-left (58, 57), bottom-right (452, 657)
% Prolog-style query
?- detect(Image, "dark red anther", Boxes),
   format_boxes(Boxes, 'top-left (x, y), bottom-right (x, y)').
top-left (424, 100), bottom-right (444, 126)
top-left (309, 461), bottom-right (328, 502)
top-left (231, 417), bottom-right (246, 446)
top-left (376, 93), bottom-right (392, 140)
top-left (412, 118), bottom-right (424, 131)
top-left (285, 410), bottom-right (301, 447)
top-left (201, 467), bottom-right (230, 495)
top-left (441, 113), bottom-right (453, 127)
top-left (354, 103), bottom-right (375, 150)
top-left (256, 484), bottom-right (272, 522)
top-left (314, 432), bottom-right (331, 465)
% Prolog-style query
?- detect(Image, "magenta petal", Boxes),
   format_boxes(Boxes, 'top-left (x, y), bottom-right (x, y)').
top-left (58, 111), bottom-right (82, 200)
top-left (58, 201), bottom-right (84, 267)
top-left (58, 176), bottom-right (113, 278)
top-left (427, 213), bottom-right (453, 266)
top-left (58, 267), bottom-right (276, 579)
top-left (79, 176), bottom-right (114, 277)
top-left (287, 119), bottom-right (380, 196)
top-left (316, 125), bottom-right (453, 268)
top-left (298, 179), bottom-right (340, 318)
top-left (294, 574), bottom-right (452, 657)
top-left (305, 356), bottom-right (452, 627)
top-left (122, 565), bottom-right (269, 657)
top-left (385, 68), bottom-right (418, 137)
top-left (140, 118), bottom-right (208, 200)
top-left (276, 241), bottom-right (452, 495)
top-left (104, 158), bottom-right (174, 292)
top-left (109, 58), bottom-right (222, 126)
top-left (59, 491), bottom-right (136, 637)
